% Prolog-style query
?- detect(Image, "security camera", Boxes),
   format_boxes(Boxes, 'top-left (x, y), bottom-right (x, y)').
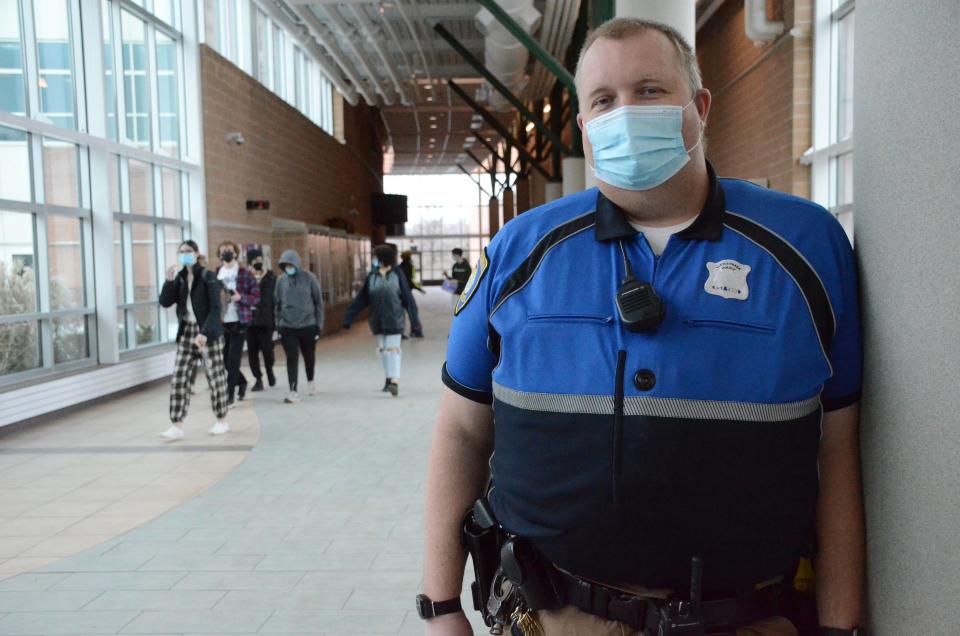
top-left (226, 132), bottom-right (245, 145)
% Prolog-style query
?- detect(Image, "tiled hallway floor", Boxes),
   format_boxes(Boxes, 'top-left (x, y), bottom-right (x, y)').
top-left (0, 288), bottom-right (485, 635)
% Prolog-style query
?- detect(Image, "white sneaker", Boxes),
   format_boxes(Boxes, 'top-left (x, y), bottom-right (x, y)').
top-left (307, 381), bottom-right (317, 396)
top-left (159, 425), bottom-right (184, 442)
top-left (209, 421), bottom-right (230, 436)
top-left (284, 391), bottom-right (300, 403)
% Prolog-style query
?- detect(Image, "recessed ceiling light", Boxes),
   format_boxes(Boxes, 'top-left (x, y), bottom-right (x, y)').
top-left (426, 96), bottom-right (433, 102)
top-left (425, 84), bottom-right (433, 90)
top-left (429, 116), bottom-right (437, 121)
top-left (525, 121), bottom-right (535, 132)
top-left (465, 136), bottom-right (476, 143)
top-left (470, 121), bottom-right (481, 130)
top-left (430, 124), bottom-right (437, 129)
top-left (543, 103), bottom-right (552, 114)
top-left (429, 138), bottom-right (436, 143)
top-left (486, 137), bottom-right (492, 142)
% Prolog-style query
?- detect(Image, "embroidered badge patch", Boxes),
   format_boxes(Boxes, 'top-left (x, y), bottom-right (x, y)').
top-left (455, 248), bottom-right (489, 316)
top-left (704, 260), bottom-right (751, 300)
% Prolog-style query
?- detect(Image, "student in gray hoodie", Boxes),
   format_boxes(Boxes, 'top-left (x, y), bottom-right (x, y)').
top-left (274, 249), bottom-right (324, 403)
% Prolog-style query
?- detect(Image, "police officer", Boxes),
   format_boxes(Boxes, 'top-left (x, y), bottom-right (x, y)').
top-left (420, 17), bottom-right (863, 636)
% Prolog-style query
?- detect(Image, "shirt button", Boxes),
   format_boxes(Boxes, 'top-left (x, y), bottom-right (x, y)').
top-left (634, 369), bottom-right (656, 392)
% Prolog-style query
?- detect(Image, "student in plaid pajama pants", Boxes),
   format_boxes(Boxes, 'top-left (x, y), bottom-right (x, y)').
top-left (158, 240), bottom-right (230, 441)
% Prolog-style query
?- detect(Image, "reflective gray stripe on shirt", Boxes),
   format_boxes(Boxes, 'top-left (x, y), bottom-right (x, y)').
top-left (492, 383), bottom-right (821, 422)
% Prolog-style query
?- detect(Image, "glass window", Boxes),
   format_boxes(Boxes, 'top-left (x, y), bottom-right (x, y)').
top-left (293, 45), bottom-right (303, 111)
top-left (156, 31), bottom-right (179, 157)
top-left (160, 167), bottom-right (180, 218)
top-left (130, 222), bottom-right (156, 301)
top-left (832, 151), bottom-right (854, 208)
top-left (154, 0), bottom-right (177, 28)
top-left (36, 0), bottom-right (77, 130)
top-left (121, 11), bottom-right (150, 147)
top-left (102, 0), bottom-right (118, 140)
top-left (255, 9), bottom-right (268, 86)
top-left (835, 10), bottom-right (854, 142)
top-left (0, 125), bottom-right (31, 201)
top-left (0, 210), bottom-right (38, 314)
top-left (163, 224), bottom-right (181, 280)
top-left (117, 308), bottom-right (126, 349)
top-left (52, 314), bottom-right (88, 363)
top-left (0, 0), bottom-right (26, 117)
top-left (47, 215), bottom-right (84, 309)
top-left (113, 220), bottom-right (123, 302)
top-left (133, 304), bottom-right (158, 345)
top-left (128, 158), bottom-right (153, 215)
top-left (0, 320), bottom-right (40, 375)
top-left (42, 137), bottom-right (80, 207)
top-left (272, 23), bottom-right (283, 95)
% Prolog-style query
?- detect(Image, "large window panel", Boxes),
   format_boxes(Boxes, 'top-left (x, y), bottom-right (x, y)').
top-left (271, 23), bottom-right (283, 95)
top-left (160, 167), bottom-right (180, 218)
top-left (52, 313), bottom-right (88, 363)
top-left (156, 31), bottom-right (179, 157)
top-left (0, 320), bottom-right (40, 375)
top-left (836, 9), bottom-right (854, 142)
top-left (130, 222), bottom-right (157, 302)
top-left (113, 220), bottom-right (124, 302)
top-left (154, 0), bottom-right (177, 29)
top-left (163, 224), bottom-right (181, 277)
top-left (133, 304), bottom-right (158, 346)
top-left (0, 126), bottom-right (31, 201)
top-left (35, 0), bottom-right (77, 130)
top-left (0, 0), bottom-right (26, 117)
top-left (255, 9), bottom-right (268, 86)
top-left (0, 210), bottom-right (38, 314)
top-left (121, 11), bottom-right (150, 147)
top-left (42, 137), bottom-right (80, 207)
top-left (47, 215), bottom-right (85, 310)
top-left (108, 153), bottom-right (121, 211)
top-left (128, 158), bottom-right (153, 215)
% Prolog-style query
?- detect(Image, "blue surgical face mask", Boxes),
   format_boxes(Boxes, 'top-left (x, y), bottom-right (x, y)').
top-left (284, 266), bottom-right (296, 276)
top-left (585, 99), bottom-right (702, 191)
top-left (179, 252), bottom-right (196, 267)
top-left (372, 258), bottom-right (380, 268)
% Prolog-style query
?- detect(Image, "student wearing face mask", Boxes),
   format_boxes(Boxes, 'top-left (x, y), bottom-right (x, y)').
top-left (216, 240), bottom-right (260, 408)
top-left (158, 240), bottom-right (229, 440)
top-left (245, 248), bottom-right (276, 392)
top-left (274, 249), bottom-right (324, 403)
top-left (342, 245), bottom-right (421, 397)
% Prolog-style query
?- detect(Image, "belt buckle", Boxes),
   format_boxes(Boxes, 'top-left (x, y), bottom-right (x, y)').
top-left (607, 593), bottom-right (646, 630)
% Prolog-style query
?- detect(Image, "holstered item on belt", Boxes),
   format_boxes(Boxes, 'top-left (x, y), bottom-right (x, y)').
top-left (461, 499), bottom-right (505, 628)
top-left (500, 537), bottom-right (564, 611)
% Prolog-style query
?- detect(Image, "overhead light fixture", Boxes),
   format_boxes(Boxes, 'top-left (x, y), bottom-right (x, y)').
top-left (425, 84), bottom-right (433, 90)
top-left (429, 115), bottom-right (437, 121)
top-left (543, 103), bottom-right (552, 114)
top-left (470, 121), bottom-right (481, 130)
top-left (525, 121), bottom-right (535, 132)
top-left (429, 138), bottom-right (436, 143)
top-left (430, 124), bottom-right (437, 129)
top-left (426, 96), bottom-right (433, 102)
top-left (465, 136), bottom-right (476, 143)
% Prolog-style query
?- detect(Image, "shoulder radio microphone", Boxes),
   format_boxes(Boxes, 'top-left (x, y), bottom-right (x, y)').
top-left (616, 241), bottom-right (665, 332)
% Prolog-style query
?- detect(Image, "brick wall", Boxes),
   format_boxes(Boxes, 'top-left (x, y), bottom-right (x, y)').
top-left (201, 45), bottom-right (381, 332)
top-left (697, 0), bottom-right (812, 197)
top-left (201, 44), bottom-right (382, 244)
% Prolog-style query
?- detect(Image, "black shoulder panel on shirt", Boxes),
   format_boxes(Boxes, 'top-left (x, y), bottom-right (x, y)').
top-left (441, 363), bottom-right (493, 405)
top-left (723, 213), bottom-right (835, 355)
top-left (492, 212), bottom-right (597, 313)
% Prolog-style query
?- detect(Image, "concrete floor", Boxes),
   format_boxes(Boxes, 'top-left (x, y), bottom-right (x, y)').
top-left (0, 288), bottom-right (487, 635)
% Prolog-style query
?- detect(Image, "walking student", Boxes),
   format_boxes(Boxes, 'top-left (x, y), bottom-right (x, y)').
top-left (158, 240), bottom-right (229, 441)
top-left (216, 240), bottom-right (260, 408)
top-left (246, 248), bottom-right (276, 391)
top-left (342, 245), bottom-right (421, 397)
top-left (443, 248), bottom-right (472, 312)
top-left (275, 250), bottom-right (324, 403)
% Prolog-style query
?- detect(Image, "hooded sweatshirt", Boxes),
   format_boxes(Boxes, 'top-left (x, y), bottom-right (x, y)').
top-left (274, 249), bottom-right (324, 330)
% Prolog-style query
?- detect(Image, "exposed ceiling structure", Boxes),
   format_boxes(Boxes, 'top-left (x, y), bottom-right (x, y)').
top-left (283, 0), bottom-right (582, 175)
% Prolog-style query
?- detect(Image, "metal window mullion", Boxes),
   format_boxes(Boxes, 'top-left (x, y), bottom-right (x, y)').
top-left (112, 3), bottom-right (129, 144)
top-left (828, 5), bottom-right (841, 147)
top-left (121, 217), bottom-right (134, 304)
top-left (174, 26), bottom-right (188, 159)
top-left (155, 222), bottom-right (168, 341)
top-left (21, 0), bottom-right (40, 120)
top-left (832, 0), bottom-right (854, 21)
top-left (146, 22), bottom-right (160, 156)
top-left (69, 0), bottom-right (88, 134)
top-left (179, 0), bottom-right (205, 250)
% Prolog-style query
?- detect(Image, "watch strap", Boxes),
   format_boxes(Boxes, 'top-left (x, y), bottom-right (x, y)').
top-left (819, 627), bottom-right (861, 636)
top-left (415, 594), bottom-right (462, 619)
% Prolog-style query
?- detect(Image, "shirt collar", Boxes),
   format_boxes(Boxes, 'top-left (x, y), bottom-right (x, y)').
top-left (593, 161), bottom-right (726, 242)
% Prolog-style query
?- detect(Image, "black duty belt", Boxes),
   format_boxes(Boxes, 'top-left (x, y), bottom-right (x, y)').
top-left (553, 567), bottom-right (782, 633)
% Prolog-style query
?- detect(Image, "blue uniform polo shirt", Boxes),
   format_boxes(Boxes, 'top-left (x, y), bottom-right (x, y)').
top-left (443, 163), bottom-right (861, 593)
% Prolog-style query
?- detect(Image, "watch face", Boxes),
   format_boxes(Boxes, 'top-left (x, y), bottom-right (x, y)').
top-left (415, 594), bottom-right (431, 619)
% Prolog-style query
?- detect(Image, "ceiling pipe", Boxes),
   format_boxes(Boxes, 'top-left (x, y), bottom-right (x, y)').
top-left (378, 6), bottom-right (422, 103)
top-left (315, 4), bottom-right (395, 105)
top-left (744, 0), bottom-right (784, 45)
top-left (347, 5), bottom-right (414, 106)
top-left (475, 0), bottom-right (542, 111)
top-left (393, 0), bottom-right (433, 83)
top-left (290, 4), bottom-right (377, 105)
top-left (696, 0), bottom-right (726, 31)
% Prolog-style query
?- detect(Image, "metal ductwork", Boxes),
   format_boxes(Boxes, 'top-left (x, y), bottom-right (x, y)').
top-left (475, 0), bottom-right (542, 111)
top-left (744, 0), bottom-right (784, 45)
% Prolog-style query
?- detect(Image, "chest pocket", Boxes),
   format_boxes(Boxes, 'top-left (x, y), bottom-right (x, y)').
top-left (683, 317), bottom-right (776, 336)
top-left (527, 313), bottom-right (615, 326)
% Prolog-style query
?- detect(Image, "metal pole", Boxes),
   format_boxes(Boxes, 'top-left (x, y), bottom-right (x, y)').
top-left (457, 163), bottom-right (492, 198)
top-left (448, 80), bottom-right (552, 179)
top-left (466, 150), bottom-right (506, 190)
top-left (434, 23), bottom-right (571, 155)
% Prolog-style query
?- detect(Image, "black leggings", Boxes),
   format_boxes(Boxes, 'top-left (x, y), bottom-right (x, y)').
top-left (247, 325), bottom-right (275, 381)
top-left (280, 326), bottom-right (317, 391)
top-left (223, 322), bottom-right (248, 398)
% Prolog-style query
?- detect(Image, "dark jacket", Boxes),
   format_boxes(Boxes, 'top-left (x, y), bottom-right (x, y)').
top-left (159, 264), bottom-right (223, 340)
top-left (343, 267), bottom-right (420, 336)
top-left (250, 270), bottom-right (276, 329)
top-left (451, 259), bottom-right (472, 294)
top-left (274, 250), bottom-right (324, 330)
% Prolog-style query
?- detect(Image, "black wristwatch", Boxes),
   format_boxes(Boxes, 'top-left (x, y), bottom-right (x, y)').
top-left (415, 593), bottom-right (462, 620)
top-left (820, 627), bottom-right (862, 636)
